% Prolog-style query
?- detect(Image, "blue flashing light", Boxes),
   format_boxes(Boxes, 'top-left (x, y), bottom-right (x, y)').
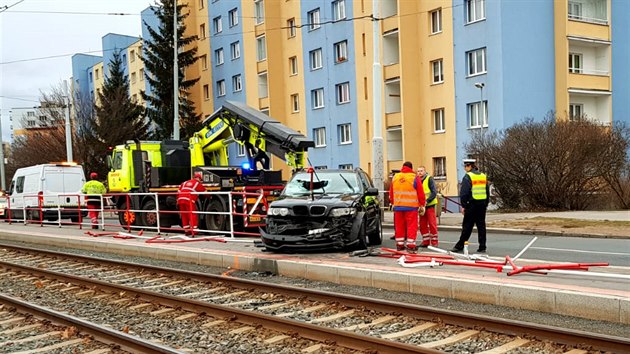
top-left (241, 162), bottom-right (251, 170)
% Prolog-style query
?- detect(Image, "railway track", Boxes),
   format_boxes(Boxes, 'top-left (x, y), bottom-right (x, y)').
top-left (0, 243), bottom-right (627, 354)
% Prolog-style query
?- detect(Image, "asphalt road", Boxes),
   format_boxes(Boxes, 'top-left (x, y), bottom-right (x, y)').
top-left (382, 229), bottom-right (630, 268)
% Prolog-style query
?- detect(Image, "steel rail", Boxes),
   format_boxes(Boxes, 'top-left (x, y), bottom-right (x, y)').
top-left (1, 243), bottom-right (629, 353)
top-left (0, 259), bottom-right (442, 354)
top-left (0, 293), bottom-right (185, 354)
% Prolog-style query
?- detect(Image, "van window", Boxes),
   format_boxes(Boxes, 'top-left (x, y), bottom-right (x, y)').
top-left (44, 173), bottom-right (65, 193)
top-left (63, 171), bottom-right (84, 193)
top-left (15, 176), bottom-right (24, 193)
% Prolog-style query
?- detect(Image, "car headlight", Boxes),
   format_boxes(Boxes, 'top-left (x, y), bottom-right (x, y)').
top-left (267, 207), bottom-right (289, 216)
top-left (330, 207), bottom-right (356, 217)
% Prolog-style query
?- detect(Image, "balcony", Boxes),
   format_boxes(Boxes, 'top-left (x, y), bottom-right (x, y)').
top-left (568, 0), bottom-right (608, 25)
top-left (568, 37), bottom-right (610, 90)
top-left (568, 91), bottom-right (611, 125)
top-left (384, 78), bottom-right (401, 115)
top-left (382, 30), bottom-right (400, 66)
top-left (381, 0), bottom-right (397, 18)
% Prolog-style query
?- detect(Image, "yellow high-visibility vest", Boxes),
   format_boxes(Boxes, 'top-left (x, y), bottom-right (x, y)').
top-left (422, 175), bottom-right (438, 207)
top-left (467, 172), bottom-right (488, 200)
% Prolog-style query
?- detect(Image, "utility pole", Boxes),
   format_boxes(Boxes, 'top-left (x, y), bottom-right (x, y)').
top-left (64, 80), bottom-right (73, 162)
top-left (0, 110), bottom-right (5, 190)
top-left (371, 0), bottom-right (384, 200)
top-left (172, 0), bottom-right (180, 140)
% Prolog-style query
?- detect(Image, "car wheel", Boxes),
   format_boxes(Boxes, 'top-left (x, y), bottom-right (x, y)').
top-left (367, 215), bottom-right (383, 246)
top-left (348, 219), bottom-right (368, 251)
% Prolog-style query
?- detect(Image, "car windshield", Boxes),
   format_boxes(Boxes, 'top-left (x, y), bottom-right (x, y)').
top-left (283, 171), bottom-right (361, 196)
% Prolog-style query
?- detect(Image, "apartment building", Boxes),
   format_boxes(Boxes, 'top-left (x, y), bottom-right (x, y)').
top-left (67, 0), bottom-right (629, 196)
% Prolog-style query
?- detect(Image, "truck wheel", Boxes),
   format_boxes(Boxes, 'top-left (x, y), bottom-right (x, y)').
top-left (118, 201), bottom-right (136, 230)
top-left (202, 198), bottom-right (227, 231)
top-left (140, 200), bottom-right (158, 229)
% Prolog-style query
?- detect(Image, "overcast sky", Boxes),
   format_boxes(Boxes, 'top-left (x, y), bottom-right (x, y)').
top-left (0, 0), bottom-right (152, 141)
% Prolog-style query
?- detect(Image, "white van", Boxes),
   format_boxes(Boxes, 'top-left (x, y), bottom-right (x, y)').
top-left (6, 163), bottom-right (86, 221)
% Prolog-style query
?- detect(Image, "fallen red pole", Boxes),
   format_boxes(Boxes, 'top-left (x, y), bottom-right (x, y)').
top-left (507, 262), bottom-right (609, 276)
top-left (146, 237), bottom-right (226, 244)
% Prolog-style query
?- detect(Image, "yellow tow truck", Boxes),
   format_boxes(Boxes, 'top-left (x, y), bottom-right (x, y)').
top-left (107, 101), bottom-right (314, 232)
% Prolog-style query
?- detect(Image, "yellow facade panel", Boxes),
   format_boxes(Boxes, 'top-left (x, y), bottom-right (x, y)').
top-left (382, 17), bottom-right (398, 33)
top-left (383, 63), bottom-right (400, 80)
top-left (567, 21), bottom-right (610, 41)
top-left (386, 112), bottom-right (401, 127)
top-left (567, 73), bottom-right (611, 91)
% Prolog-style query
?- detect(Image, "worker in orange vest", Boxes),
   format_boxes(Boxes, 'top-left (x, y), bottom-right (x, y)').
top-left (389, 161), bottom-right (426, 252)
top-left (177, 171), bottom-right (206, 234)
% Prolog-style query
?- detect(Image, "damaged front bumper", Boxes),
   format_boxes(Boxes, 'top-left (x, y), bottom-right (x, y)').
top-left (260, 215), bottom-right (360, 251)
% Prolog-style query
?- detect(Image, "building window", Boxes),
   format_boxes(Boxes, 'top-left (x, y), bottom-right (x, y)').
top-left (430, 8), bottom-right (442, 34)
top-left (237, 144), bottom-right (246, 157)
top-left (232, 74), bottom-right (242, 92)
top-left (336, 82), bottom-right (350, 104)
top-left (287, 18), bottom-right (296, 38)
top-left (130, 50), bottom-right (136, 62)
top-left (433, 108), bottom-right (445, 132)
top-left (131, 72), bottom-right (137, 84)
top-left (339, 164), bottom-right (353, 170)
top-left (569, 53), bottom-right (582, 73)
top-left (312, 88), bottom-right (324, 109)
top-left (308, 8), bottom-right (321, 30)
top-left (228, 8), bottom-right (238, 27)
top-left (332, 0), bottom-right (346, 21)
top-left (214, 48), bottom-right (224, 65)
top-left (254, 0), bottom-right (264, 24)
top-left (258, 72), bottom-right (268, 98)
top-left (334, 40), bottom-right (348, 63)
top-left (291, 94), bottom-right (299, 112)
top-left (230, 41), bottom-right (240, 59)
top-left (89, 72), bottom-right (93, 82)
top-left (338, 123), bottom-right (351, 144)
top-left (289, 56), bottom-right (298, 75)
top-left (466, 48), bottom-right (486, 76)
top-left (95, 69), bottom-right (99, 80)
top-left (431, 59), bottom-right (444, 84)
top-left (212, 16), bottom-right (222, 34)
top-left (433, 157), bottom-right (446, 179)
top-left (203, 84), bottom-right (210, 100)
top-left (569, 103), bottom-right (583, 120)
top-left (122, 54), bottom-right (127, 64)
top-left (216, 80), bottom-right (226, 97)
top-left (199, 0), bottom-right (205, 9)
top-left (139, 68), bottom-right (144, 81)
top-left (568, 1), bottom-right (582, 20)
top-left (309, 48), bottom-right (323, 70)
top-left (256, 35), bottom-right (266, 61)
top-left (200, 23), bottom-right (206, 39)
top-left (201, 54), bottom-right (208, 69)
top-left (468, 101), bottom-right (488, 128)
top-left (314, 127), bottom-right (326, 147)
top-left (466, 0), bottom-right (485, 23)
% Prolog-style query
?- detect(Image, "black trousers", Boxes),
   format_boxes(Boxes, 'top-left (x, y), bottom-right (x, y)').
top-left (455, 203), bottom-right (487, 250)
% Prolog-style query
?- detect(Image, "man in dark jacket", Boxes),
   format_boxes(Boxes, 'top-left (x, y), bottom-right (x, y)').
top-left (452, 159), bottom-right (490, 253)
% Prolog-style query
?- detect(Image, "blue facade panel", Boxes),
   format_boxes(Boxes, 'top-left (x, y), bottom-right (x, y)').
top-left (612, 0), bottom-right (630, 126)
top-left (301, 0), bottom-right (359, 169)
top-left (101, 34), bottom-right (140, 80)
top-left (453, 0), bottom-right (555, 178)
top-left (71, 54), bottom-right (102, 101)
top-left (206, 2), bottom-right (247, 166)
top-left (141, 6), bottom-right (160, 98)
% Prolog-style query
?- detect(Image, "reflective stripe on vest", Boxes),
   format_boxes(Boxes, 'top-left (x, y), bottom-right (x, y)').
top-left (422, 175), bottom-right (437, 207)
top-left (392, 172), bottom-right (420, 208)
top-left (467, 172), bottom-right (488, 200)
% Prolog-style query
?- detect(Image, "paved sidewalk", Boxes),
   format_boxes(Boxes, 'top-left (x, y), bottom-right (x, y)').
top-left (383, 210), bottom-right (629, 238)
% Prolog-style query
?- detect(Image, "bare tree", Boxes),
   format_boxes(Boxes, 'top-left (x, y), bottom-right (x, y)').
top-left (466, 113), bottom-right (630, 210)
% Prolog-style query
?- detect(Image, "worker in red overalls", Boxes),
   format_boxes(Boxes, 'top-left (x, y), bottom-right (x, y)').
top-left (177, 171), bottom-right (206, 234)
top-left (389, 161), bottom-right (426, 252)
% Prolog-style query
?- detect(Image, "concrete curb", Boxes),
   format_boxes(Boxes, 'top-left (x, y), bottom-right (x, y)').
top-left (0, 229), bottom-right (627, 325)
top-left (382, 223), bottom-right (628, 239)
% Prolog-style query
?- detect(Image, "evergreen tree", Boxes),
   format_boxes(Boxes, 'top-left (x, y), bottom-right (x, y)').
top-left (94, 50), bottom-right (148, 147)
top-left (141, 0), bottom-right (202, 140)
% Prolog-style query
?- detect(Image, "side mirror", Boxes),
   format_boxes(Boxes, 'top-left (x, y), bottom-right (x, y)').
top-left (366, 187), bottom-right (379, 196)
top-left (106, 156), bottom-right (113, 171)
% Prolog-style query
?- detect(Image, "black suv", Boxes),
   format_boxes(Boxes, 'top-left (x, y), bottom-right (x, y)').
top-left (260, 168), bottom-right (383, 252)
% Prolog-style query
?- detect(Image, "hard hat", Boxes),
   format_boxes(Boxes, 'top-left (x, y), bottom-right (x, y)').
top-left (463, 158), bottom-right (476, 165)
top-left (90, 172), bottom-right (98, 179)
top-left (193, 171), bottom-right (203, 180)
